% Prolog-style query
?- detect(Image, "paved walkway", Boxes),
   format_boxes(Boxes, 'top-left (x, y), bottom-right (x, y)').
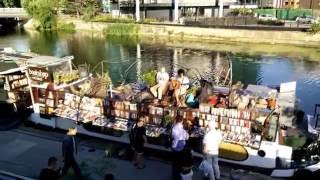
top-left (0, 127), bottom-right (282, 180)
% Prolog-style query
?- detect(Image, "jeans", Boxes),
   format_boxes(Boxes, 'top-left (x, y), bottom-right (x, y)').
top-left (206, 154), bottom-right (220, 180)
top-left (62, 155), bottom-right (82, 179)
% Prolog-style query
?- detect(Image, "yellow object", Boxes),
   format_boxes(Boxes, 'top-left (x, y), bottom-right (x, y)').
top-left (219, 142), bottom-right (248, 161)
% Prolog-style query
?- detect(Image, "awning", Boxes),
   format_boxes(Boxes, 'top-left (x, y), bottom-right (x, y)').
top-left (26, 56), bottom-right (74, 67)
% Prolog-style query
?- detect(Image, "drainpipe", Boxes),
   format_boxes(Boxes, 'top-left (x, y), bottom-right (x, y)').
top-left (174, 0), bottom-right (179, 22)
top-left (219, 0), bottom-right (224, 18)
top-left (136, 0), bottom-right (140, 22)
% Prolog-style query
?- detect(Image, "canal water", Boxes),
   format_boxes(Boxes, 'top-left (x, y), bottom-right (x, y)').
top-left (1, 29), bottom-right (320, 115)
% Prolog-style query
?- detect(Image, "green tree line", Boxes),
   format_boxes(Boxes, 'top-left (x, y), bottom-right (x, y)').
top-left (22, 0), bottom-right (99, 29)
top-left (0, 0), bottom-right (21, 7)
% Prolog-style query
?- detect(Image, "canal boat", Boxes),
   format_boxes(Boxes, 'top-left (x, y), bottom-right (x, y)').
top-left (1, 48), bottom-right (320, 178)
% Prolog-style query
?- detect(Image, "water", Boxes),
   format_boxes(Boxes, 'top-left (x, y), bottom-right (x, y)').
top-left (1, 29), bottom-right (320, 115)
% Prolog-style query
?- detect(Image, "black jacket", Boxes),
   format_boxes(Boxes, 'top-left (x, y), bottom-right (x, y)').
top-left (62, 135), bottom-right (76, 158)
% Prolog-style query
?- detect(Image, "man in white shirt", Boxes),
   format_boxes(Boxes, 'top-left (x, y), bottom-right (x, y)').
top-left (171, 116), bottom-right (189, 179)
top-left (203, 121), bottom-right (222, 180)
top-left (150, 67), bottom-right (169, 101)
top-left (171, 116), bottom-right (189, 150)
top-left (174, 69), bottom-right (190, 107)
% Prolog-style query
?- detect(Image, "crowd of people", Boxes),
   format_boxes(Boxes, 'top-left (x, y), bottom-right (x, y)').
top-left (38, 115), bottom-right (222, 180)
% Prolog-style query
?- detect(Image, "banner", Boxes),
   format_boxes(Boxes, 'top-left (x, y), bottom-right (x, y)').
top-left (28, 67), bottom-right (51, 82)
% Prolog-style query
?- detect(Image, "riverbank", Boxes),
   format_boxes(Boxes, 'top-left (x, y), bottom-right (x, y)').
top-left (24, 17), bottom-right (320, 48)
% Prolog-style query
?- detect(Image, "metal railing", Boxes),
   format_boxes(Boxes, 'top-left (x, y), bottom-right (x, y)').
top-left (182, 16), bottom-right (312, 31)
top-left (0, 8), bottom-right (28, 18)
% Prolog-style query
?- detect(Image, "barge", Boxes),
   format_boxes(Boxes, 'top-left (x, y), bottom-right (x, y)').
top-left (1, 48), bottom-right (319, 178)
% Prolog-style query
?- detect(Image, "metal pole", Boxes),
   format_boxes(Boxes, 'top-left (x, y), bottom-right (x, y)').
top-left (174, 0), bottom-right (179, 22)
top-left (135, 0), bottom-right (140, 22)
top-left (118, 0), bottom-right (121, 17)
top-left (219, 0), bottom-right (224, 18)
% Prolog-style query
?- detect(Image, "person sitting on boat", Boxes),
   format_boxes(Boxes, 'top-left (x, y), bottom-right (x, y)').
top-left (150, 67), bottom-right (169, 103)
top-left (170, 69), bottom-right (190, 107)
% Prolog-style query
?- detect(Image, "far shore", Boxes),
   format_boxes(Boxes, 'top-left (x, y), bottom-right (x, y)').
top-left (23, 17), bottom-right (320, 61)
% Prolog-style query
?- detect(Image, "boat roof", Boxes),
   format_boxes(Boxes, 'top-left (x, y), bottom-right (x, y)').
top-left (0, 61), bottom-right (24, 75)
top-left (26, 56), bottom-right (74, 67)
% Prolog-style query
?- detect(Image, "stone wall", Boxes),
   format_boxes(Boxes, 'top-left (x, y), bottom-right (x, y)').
top-left (24, 18), bottom-right (320, 48)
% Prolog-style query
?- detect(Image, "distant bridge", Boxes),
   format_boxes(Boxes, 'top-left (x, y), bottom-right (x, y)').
top-left (0, 8), bottom-right (28, 19)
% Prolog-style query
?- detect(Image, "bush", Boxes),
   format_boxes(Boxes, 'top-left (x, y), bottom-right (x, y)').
top-left (92, 14), bottom-right (135, 23)
top-left (310, 23), bottom-right (320, 34)
top-left (257, 20), bottom-right (285, 26)
top-left (57, 22), bottom-right (75, 33)
top-left (142, 18), bottom-right (159, 24)
top-left (231, 8), bottom-right (254, 16)
top-left (22, 0), bottom-right (58, 30)
top-left (140, 70), bottom-right (157, 87)
top-left (103, 23), bottom-right (139, 37)
top-left (82, 0), bottom-right (99, 21)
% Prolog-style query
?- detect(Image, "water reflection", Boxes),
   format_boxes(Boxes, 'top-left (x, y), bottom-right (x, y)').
top-left (1, 30), bottom-right (320, 114)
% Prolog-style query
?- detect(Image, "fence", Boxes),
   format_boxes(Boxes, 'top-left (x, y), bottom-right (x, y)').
top-left (183, 16), bottom-right (311, 31)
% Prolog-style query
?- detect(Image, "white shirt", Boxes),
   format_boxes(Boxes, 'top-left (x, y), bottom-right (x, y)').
top-left (171, 122), bottom-right (189, 149)
top-left (203, 129), bottom-right (222, 155)
top-left (156, 72), bottom-right (169, 86)
top-left (177, 76), bottom-right (190, 94)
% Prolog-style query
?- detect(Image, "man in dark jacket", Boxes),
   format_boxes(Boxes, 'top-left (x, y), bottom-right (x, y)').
top-left (61, 127), bottom-right (82, 179)
top-left (39, 156), bottom-right (60, 180)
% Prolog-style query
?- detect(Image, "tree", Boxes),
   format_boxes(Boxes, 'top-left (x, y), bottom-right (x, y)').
top-left (22, 0), bottom-right (62, 29)
top-left (1, 0), bottom-right (21, 7)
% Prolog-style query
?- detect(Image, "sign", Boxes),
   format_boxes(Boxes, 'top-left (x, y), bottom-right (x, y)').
top-left (28, 67), bottom-right (50, 82)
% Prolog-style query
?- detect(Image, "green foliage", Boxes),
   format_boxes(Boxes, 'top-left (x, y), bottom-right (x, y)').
top-left (82, 0), bottom-right (99, 21)
top-left (231, 8), bottom-right (254, 16)
top-left (103, 23), bottom-right (139, 37)
top-left (57, 21), bottom-right (75, 33)
top-left (22, 0), bottom-right (59, 30)
top-left (140, 70), bottom-right (157, 87)
top-left (2, 0), bottom-right (14, 7)
top-left (257, 20), bottom-right (285, 26)
top-left (92, 14), bottom-right (135, 23)
top-left (142, 18), bottom-right (159, 24)
top-left (310, 23), bottom-right (320, 34)
top-left (285, 135), bottom-right (306, 150)
top-left (163, 115), bottom-right (173, 127)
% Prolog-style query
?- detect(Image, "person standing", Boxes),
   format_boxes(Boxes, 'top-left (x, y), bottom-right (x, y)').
top-left (180, 148), bottom-right (193, 180)
top-left (39, 156), bottom-right (60, 180)
top-left (132, 116), bottom-right (147, 169)
top-left (171, 115), bottom-right (189, 180)
top-left (150, 67), bottom-right (170, 102)
top-left (203, 121), bottom-right (222, 180)
top-left (61, 127), bottom-right (82, 179)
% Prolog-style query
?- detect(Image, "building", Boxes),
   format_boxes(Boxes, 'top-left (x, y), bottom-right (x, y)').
top-left (282, 0), bottom-right (300, 8)
top-left (299, 0), bottom-right (320, 9)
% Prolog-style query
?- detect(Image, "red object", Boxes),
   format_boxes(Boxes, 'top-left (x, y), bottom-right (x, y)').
top-left (209, 96), bottom-right (218, 106)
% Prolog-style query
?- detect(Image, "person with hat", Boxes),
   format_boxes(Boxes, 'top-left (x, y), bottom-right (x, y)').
top-left (61, 127), bottom-right (82, 179)
top-left (203, 121), bottom-right (222, 180)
